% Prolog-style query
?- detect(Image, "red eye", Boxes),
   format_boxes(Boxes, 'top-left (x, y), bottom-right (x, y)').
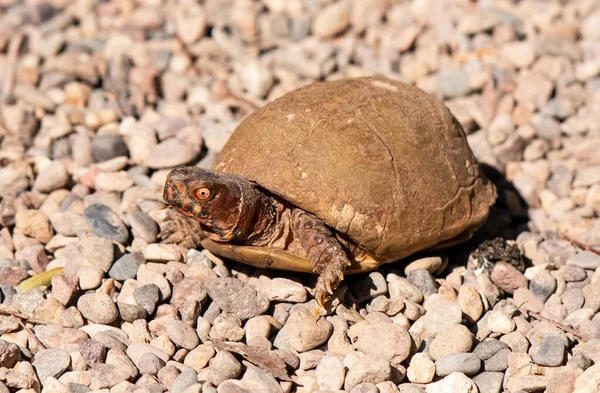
top-left (196, 187), bottom-right (211, 200)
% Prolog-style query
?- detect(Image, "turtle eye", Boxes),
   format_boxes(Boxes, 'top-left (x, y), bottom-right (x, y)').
top-left (195, 187), bottom-right (212, 200)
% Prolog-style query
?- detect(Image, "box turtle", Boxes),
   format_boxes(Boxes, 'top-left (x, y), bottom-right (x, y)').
top-left (162, 76), bottom-right (497, 308)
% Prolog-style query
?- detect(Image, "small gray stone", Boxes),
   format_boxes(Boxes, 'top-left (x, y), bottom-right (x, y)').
top-left (32, 349), bottom-right (70, 383)
top-left (117, 302), bottom-right (148, 322)
top-left (172, 370), bottom-right (199, 393)
top-left (567, 351), bottom-right (593, 370)
top-left (472, 371), bottom-right (504, 393)
top-left (530, 336), bottom-right (565, 366)
top-left (530, 270), bottom-right (557, 302)
top-left (407, 269), bottom-right (439, 299)
top-left (483, 348), bottom-right (510, 372)
top-left (109, 252), bottom-right (144, 281)
top-left (92, 134), bottom-right (129, 162)
top-left (473, 339), bottom-right (510, 360)
top-left (435, 353), bottom-right (481, 377)
top-left (128, 211), bottom-right (159, 243)
top-left (204, 278), bottom-right (269, 320)
top-left (84, 204), bottom-right (129, 244)
top-left (208, 350), bottom-right (242, 386)
top-left (134, 284), bottom-right (161, 315)
top-left (350, 383), bottom-right (379, 393)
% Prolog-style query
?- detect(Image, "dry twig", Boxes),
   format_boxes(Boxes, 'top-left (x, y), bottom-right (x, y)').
top-left (560, 233), bottom-right (600, 256)
top-left (528, 311), bottom-right (588, 342)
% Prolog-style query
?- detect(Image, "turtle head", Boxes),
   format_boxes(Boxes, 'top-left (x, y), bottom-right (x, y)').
top-left (163, 166), bottom-right (256, 242)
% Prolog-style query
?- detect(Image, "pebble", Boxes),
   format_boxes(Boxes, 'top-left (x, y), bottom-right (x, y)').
top-left (505, 375), bottom-right (548, 393)
top-left (472, 371), bottom-right (504, 393)
top-left (89, 363), bottom-right (130, 389)
top-left (0, 340), bottom-right (20, 368)
top-left (316, 355), bottom-right (345, 390)
top-left (165, 317), bottom-right (200, 350)
top-left (353, 321), bottom-right (412, 363)
top-left (145, 138), bottom-right (199, 169)
top-left (274, 308), bottom-right (332, 352)
top-left (312, 0), bottom-right (350, 39)
top-left (184, 343), bottom-right (215, 372)
top-left (407, 269), bottom-right (439, 298)
top-left (486, 311), bottom-right (515, 334)
top-left (77, 293), bottom-right (118, 324)
top-left (239, 363), bottom-right (283, 393)
top-left (422, 295), bottom-right (462, 336)
top-left (209, 350), bottom-right (242, 386)
top-left (490, 262), bottom-right (528, 294)
top-left (91, 135), bottom-right (129, 163)
top-left (567, 251), bottom-right (600, 270)
top-left (405, 257), bottom-right (444, 276)
top-left (77, 265), bottom-right (104, 290)
top-left (530, 336), bottom-right (565, 367)
top-left (134, 284), bottom-right (161, 315)
top-left (407, 353), bottom-right (435, 384)
top-left (33, 162), bottom-right (70, 193)
top-left (83, 204), bottom-right (129, 244)
top-left (204, 278), bottom-right (270, 320)
top-left (457, 286), bottom-right (484, 324)
top-left (530, 270), bottom-right (557, 302)
top-left (344, 354), bottom-right (392, 391)
top-left (14, 210), bottom-right (53, 244)
top-left (128, 211), bottom-right (159, 243)
top-left (94, 171), bottom-right (133, 192)
top-left (424, 372), bottom-right (478, 393)
top-left (435, 353), bottom-right (481, 377)
top-left (429, 324), bottom-right (474, 361)
top-left (108, 252), bottom-right (144, 281)
top-left (258, 278), bottom-right (307, 303)
top-left (138, 352), bottom-right (165, 375)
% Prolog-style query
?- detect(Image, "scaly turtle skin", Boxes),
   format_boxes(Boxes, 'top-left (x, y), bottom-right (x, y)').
top-left (162, 76), bottom-right (497, 307)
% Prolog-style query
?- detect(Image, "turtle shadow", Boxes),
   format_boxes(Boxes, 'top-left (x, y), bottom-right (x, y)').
top-left (438, 163), bottom-right (531, 273)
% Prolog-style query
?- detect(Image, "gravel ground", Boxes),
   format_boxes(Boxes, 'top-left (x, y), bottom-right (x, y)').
top-left (0, 0), bottom-right (599, 393)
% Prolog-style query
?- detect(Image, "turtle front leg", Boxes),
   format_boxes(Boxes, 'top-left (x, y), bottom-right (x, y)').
top-left (291, 208), bottom-right (351, 308)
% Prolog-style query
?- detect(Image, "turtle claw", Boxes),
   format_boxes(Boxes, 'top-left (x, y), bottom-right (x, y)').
top-left (326, 282), bottom-right (334, 295)
top-left (314, 294), bottom-right (332, 320)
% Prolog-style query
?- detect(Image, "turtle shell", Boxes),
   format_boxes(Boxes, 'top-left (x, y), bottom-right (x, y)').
top-left (213, 76), bottom-right (497, 263)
